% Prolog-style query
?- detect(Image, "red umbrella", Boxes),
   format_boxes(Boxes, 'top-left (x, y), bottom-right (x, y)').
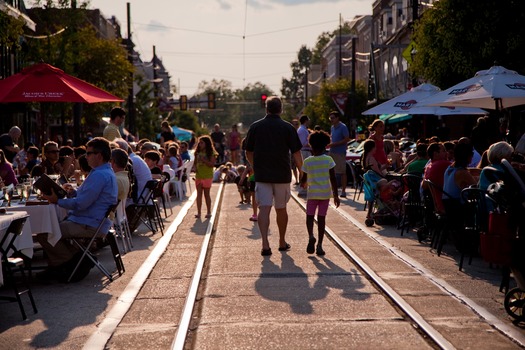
top-left (0, 63), bottom-right (123, 103)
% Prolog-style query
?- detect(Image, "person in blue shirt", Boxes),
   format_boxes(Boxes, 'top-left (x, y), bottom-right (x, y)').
top-left (38, 137), bottom-right (118, 281)
top-left (180, 141), bottom-right (192, 161)
top-left (327, 111), bottom-right (350, 198)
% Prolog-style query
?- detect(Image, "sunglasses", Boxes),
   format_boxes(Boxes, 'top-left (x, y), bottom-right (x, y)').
top-left (46, 150), bottom-right (59, 154)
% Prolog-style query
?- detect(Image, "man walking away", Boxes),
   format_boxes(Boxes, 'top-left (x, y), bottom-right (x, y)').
top-left (244, 96), bottom-right (303, 256)
top-left (328, 111), bottom-right (350, 198)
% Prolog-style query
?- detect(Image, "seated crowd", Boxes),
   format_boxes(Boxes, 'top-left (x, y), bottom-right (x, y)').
top-left (0, 132), bottom-right (195, 283)
top-left (358, 118), bottom-right (525, 271)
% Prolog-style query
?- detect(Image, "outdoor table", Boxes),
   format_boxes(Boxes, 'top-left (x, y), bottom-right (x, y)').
top-left (6, 199), bottom-right (66, 247)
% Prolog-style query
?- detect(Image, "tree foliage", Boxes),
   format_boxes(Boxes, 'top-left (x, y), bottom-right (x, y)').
top-left (304, 78), bottom-right (368, 133)
top-left (133, 74), bottom-right (157, 140)
top-left (192, 80), bottom-right (274, 132)
top-left (281, 45), bottom-right (312, 111)
top-left (0, 12), bottom-right (26, 50)
top-left (22, 4), bottom-right (133, 135)
top-left (411, 0), bottom-right (525, 88)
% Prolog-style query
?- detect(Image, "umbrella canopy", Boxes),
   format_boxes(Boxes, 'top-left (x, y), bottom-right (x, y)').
top-left (363, 83), bottom-right (487, 116)
top-left (421, 65), bottom-right (525, 110)
top-left (380, 113), bottom-right (413, 124)
top-left (172, 126), bottom-right (192, 142)
top-left (0, 63), bottom-right (123, 103)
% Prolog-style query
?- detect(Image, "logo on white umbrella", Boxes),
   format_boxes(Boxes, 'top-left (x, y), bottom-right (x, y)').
top-left (505, 83), bottom-right (525, 90)
top-left (393, 100), bottom-right (417, 110)
top-left (449, 84), bottom-right (482, 95)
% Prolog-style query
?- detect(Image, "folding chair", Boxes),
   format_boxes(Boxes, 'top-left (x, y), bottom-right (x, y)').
top-left (129, 179), bottom-right (164, 235)
top-left (68, 202), bottom-right (123, 283)
top-left (423, 179), bottom-right (458, 256)
top-left (0, 215), bottom-right (38, 320)
top-left (158, 172), bottom-right (173, 217)
top-left (113, 200), bottom-right (133, 253)
top-left (183, 159), bottom-right (195, 194)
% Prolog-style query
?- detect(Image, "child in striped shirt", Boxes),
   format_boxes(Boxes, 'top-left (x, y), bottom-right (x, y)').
top-left (300, 130), bottom-right (340, 256)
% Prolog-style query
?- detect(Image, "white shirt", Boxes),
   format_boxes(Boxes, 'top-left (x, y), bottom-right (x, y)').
top-left (297, 124), bottom-right (310, 150)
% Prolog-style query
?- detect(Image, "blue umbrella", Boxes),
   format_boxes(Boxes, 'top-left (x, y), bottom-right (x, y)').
top-left (172, 126), bottom-right (192, 141)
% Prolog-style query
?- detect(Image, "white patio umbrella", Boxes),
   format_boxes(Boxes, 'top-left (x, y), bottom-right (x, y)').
top-left (421, 65), bottom-right (525, 110)
top-left (362, 83), bottom-right (487, 116)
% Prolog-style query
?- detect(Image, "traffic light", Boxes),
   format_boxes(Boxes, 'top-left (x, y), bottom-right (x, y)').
top-left (180, 95), bottom-right (187, 111)
top-left (260, 93), bottom-right (268, 108)
top-left (207, 92), bottom-right (216, 109)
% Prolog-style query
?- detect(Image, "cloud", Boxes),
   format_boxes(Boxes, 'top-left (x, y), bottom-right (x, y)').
top-left (217, 0), bottom-right (232, 10)
top-left (217, 0), bottom-right (345, 10)
top-left (144, 20), bottom-right (169, 33)
top-left (254, 0), bottom-right (343, 6)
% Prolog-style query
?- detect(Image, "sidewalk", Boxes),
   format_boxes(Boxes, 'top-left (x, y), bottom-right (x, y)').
top-left (0, 195), bottom-right (192, 350)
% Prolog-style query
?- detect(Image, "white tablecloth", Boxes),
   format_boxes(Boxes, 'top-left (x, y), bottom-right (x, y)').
top-left (0, 211), bottom-right (31, 286)
top-left (7, 203), bottom-right (66, 247)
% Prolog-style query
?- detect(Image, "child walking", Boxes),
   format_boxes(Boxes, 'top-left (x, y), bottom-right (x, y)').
top-left (195, 135), bottom-right (217, 219)
top-left (239, 163), bottom-right (258, 221)
top-left (300, 130), bottom-right (340, 255)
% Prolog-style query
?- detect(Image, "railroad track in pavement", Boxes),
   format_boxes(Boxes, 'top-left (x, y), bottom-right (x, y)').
top-left (85, 183), bottom-right (524, 349)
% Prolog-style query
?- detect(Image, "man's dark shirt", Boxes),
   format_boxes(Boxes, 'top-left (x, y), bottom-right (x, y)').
top-left (210, 131), bottom-right (225, 153)
top-left (40, 158), bottom-right (60, 175)
top-left (161, 131), bottom-right (176, 143)
top-left (244, 114), bottom-right (302, 183)
top-left (0, 133), bottom-right (15, 162)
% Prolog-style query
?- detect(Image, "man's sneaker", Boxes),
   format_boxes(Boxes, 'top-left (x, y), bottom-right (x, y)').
top-left (339, 191), bottom-right (347, 198)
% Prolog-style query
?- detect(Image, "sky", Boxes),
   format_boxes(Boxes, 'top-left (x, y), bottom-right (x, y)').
top-left (83, 0), bottom-right (372, 96)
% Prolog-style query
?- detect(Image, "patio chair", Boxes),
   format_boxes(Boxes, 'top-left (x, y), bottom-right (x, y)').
top-left (0, 215), bottom-right (38, 320)
top-left (113, 200), bottom-right (133, 253)
top-left (170, 162), bottom-right (186, 200)
top-left (128, 179), bottom-right (164, 235)
top-left (460, 187), bottom-right (491, 271)
top-left (399, 174), bottom-right (424, 236)
top-left (68, 203), bottom-right (123, 283)
top-left (159, 172), bottom-right (173, 217)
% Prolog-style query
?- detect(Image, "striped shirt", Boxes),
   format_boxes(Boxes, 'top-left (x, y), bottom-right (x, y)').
top-left (302, 154), bottom-right (335, 200)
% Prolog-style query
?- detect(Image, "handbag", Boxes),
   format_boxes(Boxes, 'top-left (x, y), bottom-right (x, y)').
top-left (479, 211), bottom-right (514, 265)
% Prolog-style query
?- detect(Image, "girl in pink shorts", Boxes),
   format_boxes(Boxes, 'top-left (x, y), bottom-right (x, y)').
top-left (195, 135), bottom-right (217, 219)
top-left (300, 130), bottom-right (340, 255)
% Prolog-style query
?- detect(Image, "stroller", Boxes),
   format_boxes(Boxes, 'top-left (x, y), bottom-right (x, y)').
top-left (363, 170), bottom-right (402, 227)
top-left (483, 159), bottom-right (525, 322)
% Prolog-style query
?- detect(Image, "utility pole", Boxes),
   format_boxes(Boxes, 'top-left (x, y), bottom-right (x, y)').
top-left (304, 67), bottom-right (308, 107)
top-left (72, 0), bottom-right (82, 146)
top-left (127, 2), bottom-right (135, 136)
top-left (153, 45), bottom-right (158, 103)
top-left (338, 13), bottom-right (342, 78)
top-left (347, 36), bottom-right (357, 138)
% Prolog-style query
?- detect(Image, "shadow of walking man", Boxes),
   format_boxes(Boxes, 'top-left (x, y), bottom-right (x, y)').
top-left (255, 254), bottom-right (329, 314)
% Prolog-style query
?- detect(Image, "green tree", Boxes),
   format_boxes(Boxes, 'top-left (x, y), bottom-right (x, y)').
top-left (304, 78), bottom-right (368, 133)
top-left (133, 74), bottom-right (157, 140)
top-left (0, 11), bottom-right (25, 50)
top-left (23, 3), bottom-right (134, 137)
top-left (191, 80), bottom-right (273, 132)
top-left (411, 0), bottom-right (525, 89)
top-left (281, 45), bottom-right (312, 111)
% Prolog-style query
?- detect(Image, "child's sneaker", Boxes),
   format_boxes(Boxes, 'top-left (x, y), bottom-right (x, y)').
top-left (249, 214), bottom-right (258, 221)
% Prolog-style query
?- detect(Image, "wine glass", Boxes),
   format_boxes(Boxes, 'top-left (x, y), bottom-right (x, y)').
top-left (4, 187), bottom-right (12, 207)
top-left (16, 185), bottom-right (24, 203)
top-left (23, 184), bottom-right (31, 202)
